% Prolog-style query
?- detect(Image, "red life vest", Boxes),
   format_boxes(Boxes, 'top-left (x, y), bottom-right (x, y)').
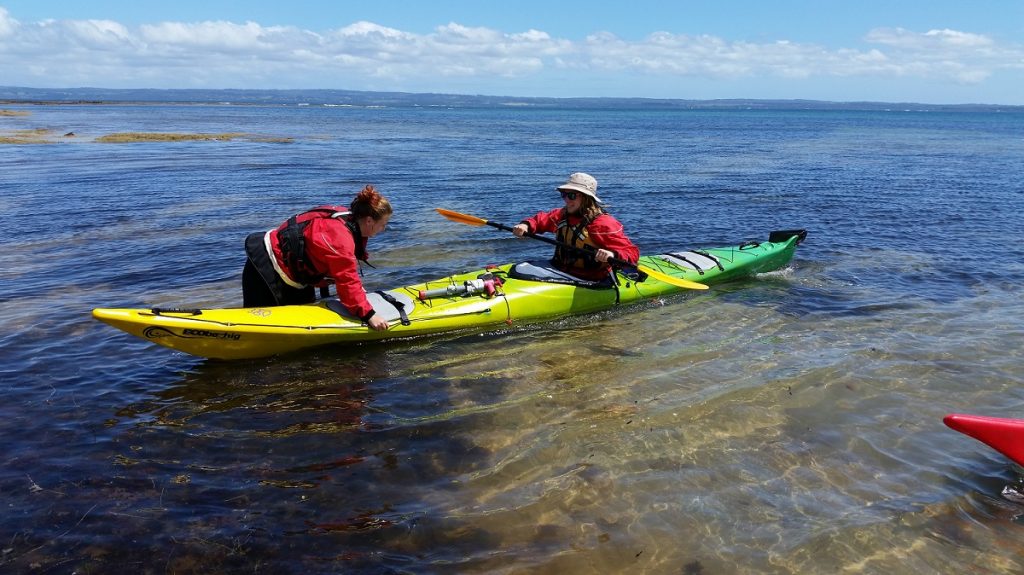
top-left (275, 205), bottom-right (366, 286)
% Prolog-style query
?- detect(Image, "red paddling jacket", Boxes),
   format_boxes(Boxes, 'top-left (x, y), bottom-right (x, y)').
top-left (520, 208), bottom-right (640, 281)
top-left (265, 206), bottom-right (376, 320)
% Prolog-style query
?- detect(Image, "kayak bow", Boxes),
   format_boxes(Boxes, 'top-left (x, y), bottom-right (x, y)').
top-left (944, 413), bottom-right (1024, 466)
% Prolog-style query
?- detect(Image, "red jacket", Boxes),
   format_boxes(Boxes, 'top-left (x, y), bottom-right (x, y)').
top-left (522, 208), bottom-right (639, 281)
top-left (269, 214), bottom-right (376, 320)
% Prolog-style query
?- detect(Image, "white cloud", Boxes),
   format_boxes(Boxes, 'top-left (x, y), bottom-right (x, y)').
top-left (924, 28), bottom-right (993, 48)
top-left (66, 19), bottom-right (134, 48)
top-left (139, 20), bottom-right (314, 55)
top-left (0, 11), bottom-right (1021, 99)
top-left (336, 21), bottom-right (410, 40)
top-left (513, 29), bottom-right (551, 43)
top-left (860, 27), bottom-right (1017, 84)
top-left (576, 28), bottom-right (1023, 86)
top-left (0, 7), bottom-right (18, 38)
top-left (866, 27), bottom-right (993, 50)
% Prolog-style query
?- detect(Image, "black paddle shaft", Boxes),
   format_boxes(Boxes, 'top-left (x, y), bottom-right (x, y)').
top-left (485, 220), bottom-right (635, 269)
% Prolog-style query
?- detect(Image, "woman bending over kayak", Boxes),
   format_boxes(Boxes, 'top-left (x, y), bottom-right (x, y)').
top-left (511, 172), bottom-right (639, 282)
top-left (242, 185), bottom-right (393, 331)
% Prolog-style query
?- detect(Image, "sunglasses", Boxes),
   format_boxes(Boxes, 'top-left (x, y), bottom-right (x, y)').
top-left (559, 191), bottom-right (578, 200)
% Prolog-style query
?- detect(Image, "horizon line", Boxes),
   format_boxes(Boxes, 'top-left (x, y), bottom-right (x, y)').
top-left (1, 86), bottom-right (1022, 109)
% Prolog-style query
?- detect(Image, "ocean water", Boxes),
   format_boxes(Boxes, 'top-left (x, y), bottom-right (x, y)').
top-left (1, 101), bottom-right (1023, 574)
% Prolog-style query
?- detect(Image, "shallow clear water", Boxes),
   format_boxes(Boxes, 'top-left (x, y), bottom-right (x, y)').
top-left (1, 102), bottom-right (1023, 573)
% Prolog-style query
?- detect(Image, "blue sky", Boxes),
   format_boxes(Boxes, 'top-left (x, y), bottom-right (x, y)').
top-left (2, 1), bottom-right (1022, 104)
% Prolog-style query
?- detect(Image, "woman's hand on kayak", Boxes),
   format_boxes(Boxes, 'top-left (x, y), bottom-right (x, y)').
top-left (367, 315), bottom-right (390, 331)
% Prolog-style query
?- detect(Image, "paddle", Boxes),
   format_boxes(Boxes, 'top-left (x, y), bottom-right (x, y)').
top-left (435, 208), bottom-right (709, 290)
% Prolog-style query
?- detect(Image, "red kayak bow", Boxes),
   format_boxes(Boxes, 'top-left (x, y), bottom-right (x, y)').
top-left (944, 413), bottom-right (1024, 466)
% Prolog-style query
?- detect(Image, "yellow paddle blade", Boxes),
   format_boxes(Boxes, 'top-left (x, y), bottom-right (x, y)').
top-left (637, 264), bottom-right (709, 290)
top-left (436, 208), bottom-right (488, 227)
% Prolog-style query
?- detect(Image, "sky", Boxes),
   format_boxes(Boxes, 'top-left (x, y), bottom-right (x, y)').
top-left (1, 1), bottom-right (1022, 105)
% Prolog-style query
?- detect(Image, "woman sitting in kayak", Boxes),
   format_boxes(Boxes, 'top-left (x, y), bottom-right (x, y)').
top-left (511, 172), bottom-right (639, 282)
top-left (242, 185), bottom-right (393, 331)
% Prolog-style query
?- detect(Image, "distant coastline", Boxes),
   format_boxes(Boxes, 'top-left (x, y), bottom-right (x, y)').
top-left (2, 86), bottom-right (1021, 113)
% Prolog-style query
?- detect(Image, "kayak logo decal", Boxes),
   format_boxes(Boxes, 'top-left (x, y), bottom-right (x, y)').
top-left (182, 328), bottom-right (241, 341)
top-left (143, 326), bottom-right (241, 341)
top-left (143, 326), bottom-right (175, 339)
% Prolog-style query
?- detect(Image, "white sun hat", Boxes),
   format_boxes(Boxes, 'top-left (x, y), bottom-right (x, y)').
top-left (556, 172), bottom-right (603, 204)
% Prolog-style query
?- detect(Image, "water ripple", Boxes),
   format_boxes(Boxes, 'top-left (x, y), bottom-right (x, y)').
top-left (2, 103), bottom-right (1024, 573)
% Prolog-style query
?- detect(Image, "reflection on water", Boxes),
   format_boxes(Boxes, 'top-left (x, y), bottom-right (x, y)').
top-left (32, 288), bottom-right (1019, 573)
top-left (2, 103), bottom-right (1024, 573)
